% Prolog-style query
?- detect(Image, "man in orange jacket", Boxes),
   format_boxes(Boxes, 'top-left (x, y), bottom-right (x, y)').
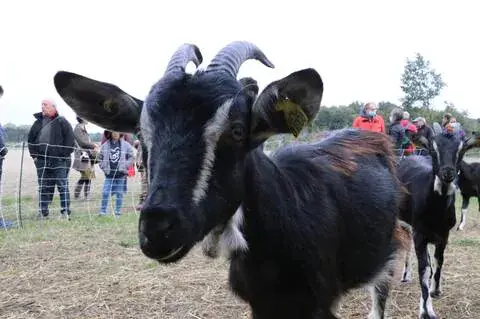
top-left (352, 102), bottom-right (385, 133)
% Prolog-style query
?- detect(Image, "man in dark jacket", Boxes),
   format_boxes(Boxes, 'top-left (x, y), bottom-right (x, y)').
top-left (27, 98), bottom-right (75, 218)
top-left (412, 117), bottom-right (434, 155)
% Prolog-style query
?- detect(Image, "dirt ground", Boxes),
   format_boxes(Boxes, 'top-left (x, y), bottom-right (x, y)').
top-left (1, 149), bottom-right (480, 318)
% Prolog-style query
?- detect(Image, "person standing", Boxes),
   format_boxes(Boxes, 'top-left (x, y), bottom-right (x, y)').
top-left (352, 102), bottom-right (386, 133)
top-left (388, 108), bottom-right (406, 158)
top-left (72, 116), bottom-right (99, 199)
top-left (98, 131), bottom-right (134, 216)
top-left (27, 98), bottom-right (75, 218)
top-left (0, 88), bottom-right (13, 229)
top-left (412, 117), bottom-right (434, 156)
top-left (0, 86), bottom-right (5, 183)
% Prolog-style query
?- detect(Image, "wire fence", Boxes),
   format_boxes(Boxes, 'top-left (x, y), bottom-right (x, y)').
top-left (1, 140), bottom-right (478, 232)
top-left (0, 142), bottom-right (145, 230)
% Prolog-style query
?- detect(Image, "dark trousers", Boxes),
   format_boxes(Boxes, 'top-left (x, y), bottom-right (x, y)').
top-left (35, 157), bottom-right (71, 216)
top-left (74, 179), bottom-right (91, 199)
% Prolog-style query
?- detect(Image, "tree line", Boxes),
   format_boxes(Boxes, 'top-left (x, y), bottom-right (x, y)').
top-left (2, 53), bottom-right (478, 144)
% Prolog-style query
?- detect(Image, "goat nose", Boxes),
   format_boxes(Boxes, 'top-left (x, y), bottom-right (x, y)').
top-left (440, 167), bottom-right (456, 182)
top-left (139, 205), bottom-right (180, 237)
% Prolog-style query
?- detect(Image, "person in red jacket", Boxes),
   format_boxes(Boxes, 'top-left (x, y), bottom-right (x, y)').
top-left (400, 111), bottom-right (418, 156)
top-left (352, 102), bottom-right (385, 133)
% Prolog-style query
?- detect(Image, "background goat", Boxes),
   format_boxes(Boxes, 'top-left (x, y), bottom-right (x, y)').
top-left (397, 130), bottom-right (480, 319)
top-left (457, 159), bottom-right (480, 230)
top-left (54, 41), bottom-right (410, 319)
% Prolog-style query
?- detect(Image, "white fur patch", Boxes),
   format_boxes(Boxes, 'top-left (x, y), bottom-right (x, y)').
top-left (366, 253), bottom-right (397, 319)
top-left (419, 259), bottom-right (437, 318)
top-left (433, 176), bottom-right (456, 196)
top-left (218, 207), bottom-right (248, 256)
top-left (432, 141), bottom-right (440, 160)
top-left (402, 240), bottom-right (414, 282)
top-left (419, 267), bottom-right (437, 318)
top-left (201, 206), bottom-right (248, 258)
top-left (429, 256), bottom-right (440, 295)
top-left (192, 100), bottom-right (232, 205)
top-left (368, 286), bottom-right (383, 319)
top-left (458, 208), bottom-right (468, 230)
top-left (456, 141), bottom-right (464, 161)
top-left (433, 176), bottom-right (442, 195)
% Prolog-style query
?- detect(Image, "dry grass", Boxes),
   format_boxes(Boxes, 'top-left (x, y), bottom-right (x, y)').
top-left (0, 150), bottom-right (480, 318)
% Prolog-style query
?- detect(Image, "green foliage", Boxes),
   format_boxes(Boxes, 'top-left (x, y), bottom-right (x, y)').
top-left (2, 123), bottom-right (30, 143)
top-left (400, 53), bottom-right (446, 109)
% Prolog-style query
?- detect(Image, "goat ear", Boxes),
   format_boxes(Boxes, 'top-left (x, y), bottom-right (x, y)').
top-left (250, 68), bottom-right (323, 147)
top-left (54, 71), bottom-right (143, 133)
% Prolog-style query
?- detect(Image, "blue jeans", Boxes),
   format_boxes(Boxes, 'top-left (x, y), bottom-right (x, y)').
top-left (100, 177), bottom-right (125, 216)
top-left (35, 157), bottom-right (71, 216)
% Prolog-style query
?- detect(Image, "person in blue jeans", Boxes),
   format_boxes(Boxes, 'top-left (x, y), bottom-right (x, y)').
top-left (27, 98), bottom-right (75, 218)
top-left (98, 131), bottom-right (134, 216)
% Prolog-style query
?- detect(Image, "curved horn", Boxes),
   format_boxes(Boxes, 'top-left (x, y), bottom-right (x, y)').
top-left (206, 41), bottom-right (275, 78)
top-left (0, 85), bottom-right (3, 98)
top-left (165, 43), bottom-right (203, 75)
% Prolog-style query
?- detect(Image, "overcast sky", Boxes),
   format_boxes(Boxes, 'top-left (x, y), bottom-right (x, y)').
top-left (1, 0), bottom-right (478, 133)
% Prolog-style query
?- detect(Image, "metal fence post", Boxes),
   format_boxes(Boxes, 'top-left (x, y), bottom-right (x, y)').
top-left (17, 141), bottom-right (25, 228)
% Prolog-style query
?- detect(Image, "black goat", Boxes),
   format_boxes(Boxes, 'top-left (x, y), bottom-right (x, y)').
top-left (457, 159), bottom-right (480, 230)
top-left (54, 41), bottom-right (410, 319)
top-left (397, 131), bottom-right (480, 319)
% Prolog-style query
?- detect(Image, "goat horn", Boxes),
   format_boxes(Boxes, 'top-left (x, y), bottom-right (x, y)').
top-left (0, 85), bottom-right (3, 98)
top-left (206, 41), bottom-right (275, 78)
top-left (165, 43), bottom-right (203, 75)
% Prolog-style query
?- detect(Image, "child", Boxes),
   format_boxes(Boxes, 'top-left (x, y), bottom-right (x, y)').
top-left (98, 131), bottom-right (134, 216)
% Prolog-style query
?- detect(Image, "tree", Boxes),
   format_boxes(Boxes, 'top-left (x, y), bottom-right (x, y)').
top-left (400, 53), bottom-right (446, 110)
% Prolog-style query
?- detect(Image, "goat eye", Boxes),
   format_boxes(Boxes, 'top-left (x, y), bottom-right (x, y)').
top-left (231, 123), bottom-right (246, 142)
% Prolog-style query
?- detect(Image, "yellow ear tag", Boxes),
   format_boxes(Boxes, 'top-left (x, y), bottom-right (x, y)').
top-left (103, 99), bottom-right (113, 112)
top-left (275, 98), bottom-right (308, 138)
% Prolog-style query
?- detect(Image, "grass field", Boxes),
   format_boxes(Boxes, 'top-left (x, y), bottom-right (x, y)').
top-left (1, 149), bottom-right (480, 318)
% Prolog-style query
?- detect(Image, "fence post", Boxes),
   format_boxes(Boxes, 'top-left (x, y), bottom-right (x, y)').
top-left (17, 141), bottom-right (25, 228)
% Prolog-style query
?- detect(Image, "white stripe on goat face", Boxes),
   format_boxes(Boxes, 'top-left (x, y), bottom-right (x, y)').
top-left (432, 141), bottom-right (441, 163)
top-left (192, 99), bottom-right (232, 205)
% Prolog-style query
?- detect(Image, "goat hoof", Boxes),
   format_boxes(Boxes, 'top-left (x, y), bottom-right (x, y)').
top-left (430, 290), bottom-right (442, 298)
top-left (401, 278), bottom-right (413, 284)
top-left (421, 315), bottom-right (438, 319)
top-left (457, 225), bottom-right (464, 231)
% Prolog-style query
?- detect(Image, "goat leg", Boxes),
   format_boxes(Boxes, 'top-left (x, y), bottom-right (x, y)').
top-left (457, 194), bottom-right (470, 231)
top-left (415, 234), bottom-right (438, 319)
top-left (429, 240), bottom-right (447, 298)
